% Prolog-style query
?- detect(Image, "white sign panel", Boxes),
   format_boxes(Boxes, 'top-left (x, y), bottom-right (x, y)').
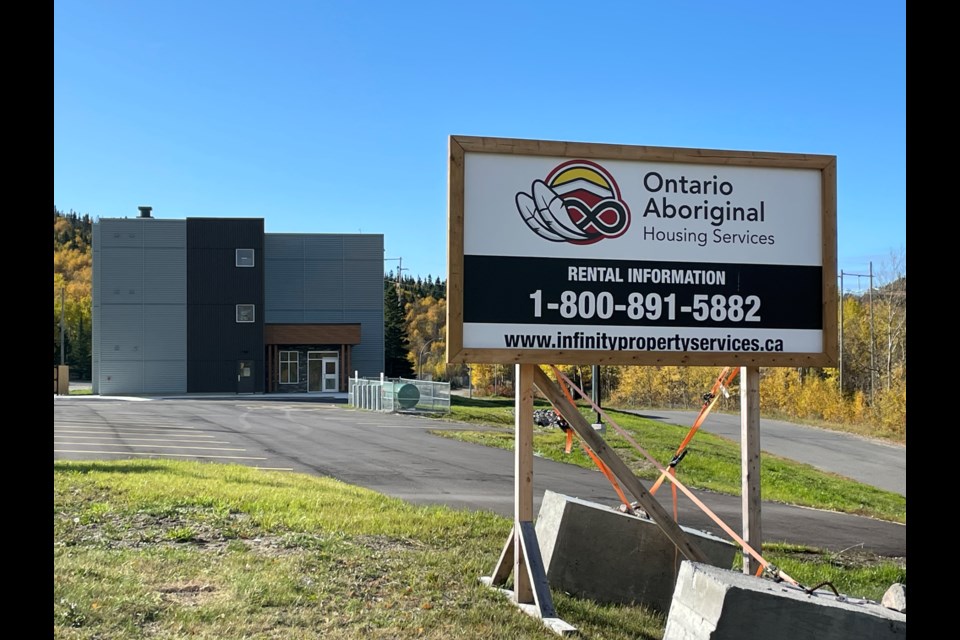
top-left (448, 136), bottom-right (837, 367)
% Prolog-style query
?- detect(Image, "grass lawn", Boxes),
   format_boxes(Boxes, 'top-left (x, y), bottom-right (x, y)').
top-left (54, 459), bottom-right (906, 639)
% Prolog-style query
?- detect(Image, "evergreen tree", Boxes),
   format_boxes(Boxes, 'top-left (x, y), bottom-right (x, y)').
top-left (383, 278), bottom-right (414, 378)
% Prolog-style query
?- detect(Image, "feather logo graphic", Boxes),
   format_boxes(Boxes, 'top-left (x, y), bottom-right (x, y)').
top-left (515, 159), bottom-right (631, 245)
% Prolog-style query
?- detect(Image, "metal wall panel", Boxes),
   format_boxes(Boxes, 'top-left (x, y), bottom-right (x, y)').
top-left (303, 260), bottom-right (344, 308)
top-left (264, 234), bottom-right (305, 260)
top-left (262, 232), bottom-right (384, 379)
top-left (302, 310), bottom-right (346, 323)
top-left (343, 310), bottom-right (383, 376)
top-left (92, 223), bottom-right (102, 392)
top-left (96, 362), bottom-right (144, 395)
top-left (99, 248), bottom-right (145, 304)
top-left (186, 218), bottom-right (265, 393)
top-left (264, 260), bottom-right (304, 314)
top-left (143, 220), bottom-right (187, 247)
top-left (187, 217), bottom-right (264, 249)
top-left (341, 264), bottom-right (383, 310)
top-left (343, 235), bottom-right (384, 261)
top-left (186, 248), bottom-right (265, 304)
top-left (303, 235), bottom-right (344, 259)
top-left (97, 219), bottom-right (145, 247)
top-left (98, 305), bottom-right (144, 361)
top-left (143, 307), bottom-right (188, 361)
top-left (265, 309), bottom-right (306, 323)
top-left (142, 361), bottom-right (187, 393)
top-left (93, 218), bottom-right (188, 395)
top-left (143, 249), bottom-right (187, 304)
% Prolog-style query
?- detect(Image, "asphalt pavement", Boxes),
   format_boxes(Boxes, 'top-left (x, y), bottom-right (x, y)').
top-left (54, 393), bottom-right (906, 558)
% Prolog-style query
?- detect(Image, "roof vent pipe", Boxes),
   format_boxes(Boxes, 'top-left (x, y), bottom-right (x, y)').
top-left (138, 206), bottom-right (153, 218)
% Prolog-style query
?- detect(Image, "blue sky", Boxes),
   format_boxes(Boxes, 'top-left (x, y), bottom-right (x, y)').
top-left (54, 1), bottom-right (905, 289)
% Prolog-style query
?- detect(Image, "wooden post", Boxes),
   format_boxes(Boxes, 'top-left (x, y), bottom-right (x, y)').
top-left (482, 364), bottom-right (575, 636)
top-left (740, 366), bottom-right (762, 575)
top-left (514, 363), bottom-right (534, 603)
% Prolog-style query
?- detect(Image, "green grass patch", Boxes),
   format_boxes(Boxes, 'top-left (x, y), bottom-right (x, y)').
top-left (54, 459), bottom-right (669, 639)
top-left (736, 543), bottom-right (907, 603)
top-left (54, 459), bottom-right (904, 639)
top-left (425, 399), bottom-right (905, 525)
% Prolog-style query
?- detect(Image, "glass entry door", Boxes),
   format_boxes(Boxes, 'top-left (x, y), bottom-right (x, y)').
top-left (307, 352), bottom-right (338, 393)
top-left (322, 356), bottom-right (339, 392)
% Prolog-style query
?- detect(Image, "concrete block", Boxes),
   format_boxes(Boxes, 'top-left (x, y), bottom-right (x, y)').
top-left (535, 490), bottom-right (737, 612)
top-left (663, 562), bottom-right (906, 640)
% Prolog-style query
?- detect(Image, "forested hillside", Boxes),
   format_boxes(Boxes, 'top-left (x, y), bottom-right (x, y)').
top-left (54, 210), bottom-right (905, 440)
top-left (53, 207), bottom-right (93, 379)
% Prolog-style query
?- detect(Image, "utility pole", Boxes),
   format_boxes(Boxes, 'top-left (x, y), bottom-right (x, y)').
top-left (60, 285), bottom-right (66, 365)
top-left (838, 272), bottom-right (844, 393)
top-left (591, 364), bottom-right (602, 425)
top-left (841, 266), bottom-right (876, 404)
top-left (385, 256), bottom-right (406, 283)
top-left (868, 262), bottom-right (875, 405)
top-left (384, 257), bottom-right (406, 300)
top-left (418, 337), bottom-right (437, 380)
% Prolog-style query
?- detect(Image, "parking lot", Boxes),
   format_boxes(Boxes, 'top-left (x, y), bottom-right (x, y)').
top-left (54, 394), bottom-right (907, 557)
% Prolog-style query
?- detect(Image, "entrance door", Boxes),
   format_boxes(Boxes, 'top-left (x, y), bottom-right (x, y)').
top-left (322, 356), bottom-right (339, 392)
top-left (307, 351), bottom-right (338, 393)
top-left (237, 360), bottom-right (254, 394)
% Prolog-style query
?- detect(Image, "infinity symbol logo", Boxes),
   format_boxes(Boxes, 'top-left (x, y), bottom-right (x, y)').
top-left (515, 160), bottom-right (631, 245)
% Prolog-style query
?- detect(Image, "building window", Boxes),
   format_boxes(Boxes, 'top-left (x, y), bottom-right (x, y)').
top-left (236, 304), bottom-right (255, 323)
top-left (279, 351), bottom-right (299, 384)
top-left (236, 248), bottom-right (255, 267)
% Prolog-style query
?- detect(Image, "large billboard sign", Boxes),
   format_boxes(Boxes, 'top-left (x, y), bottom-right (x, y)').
top-left (447, 136), bottom-right (837, 367)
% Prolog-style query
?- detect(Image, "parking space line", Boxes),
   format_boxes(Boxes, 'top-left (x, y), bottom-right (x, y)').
top-left (54, 449), bottom-right (268, 461)
top-left (54, 435), bottom-right (231, 444)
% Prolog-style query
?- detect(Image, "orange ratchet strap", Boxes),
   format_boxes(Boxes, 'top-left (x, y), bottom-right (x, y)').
top-left (548, 365), bottom-right (806, 590)
top-left (649, 367), bottom-right (739, 497)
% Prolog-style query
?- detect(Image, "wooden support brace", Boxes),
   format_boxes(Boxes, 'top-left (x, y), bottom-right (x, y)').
top-left (517, 521), bottom-right (556, 617)
top-left (532, 365), bottom-right (709, 564)
top-left (489, 525), bottom-right (515, 587)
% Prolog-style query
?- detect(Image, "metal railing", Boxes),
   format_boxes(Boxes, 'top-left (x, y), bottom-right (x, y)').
top-left (348, 374), bottom-right (450, 413)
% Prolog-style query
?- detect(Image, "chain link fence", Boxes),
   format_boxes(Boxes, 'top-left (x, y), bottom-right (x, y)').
top-left (349, 375), bottom-right (450, 413)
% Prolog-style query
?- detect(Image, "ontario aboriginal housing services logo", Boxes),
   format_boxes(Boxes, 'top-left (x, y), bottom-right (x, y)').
top-left (515, 159), bottom-right (631, 245)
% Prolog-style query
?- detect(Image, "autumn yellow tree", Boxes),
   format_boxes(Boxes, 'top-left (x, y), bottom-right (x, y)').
top-left (54, 209), bottom-right (93, 378)
top-left (405, 295), bottom-right (446, 380)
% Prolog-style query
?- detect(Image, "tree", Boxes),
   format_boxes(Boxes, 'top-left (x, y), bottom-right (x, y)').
top-left (383, 277), bottom-right (414, 378)
top-left (405, 295), bottom-right (445, 380)
top-left (54, 208), bottom-right (93, 378)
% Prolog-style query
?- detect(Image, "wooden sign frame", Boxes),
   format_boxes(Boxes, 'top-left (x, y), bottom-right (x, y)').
top-left (447, 135), bottom-right (838, 368)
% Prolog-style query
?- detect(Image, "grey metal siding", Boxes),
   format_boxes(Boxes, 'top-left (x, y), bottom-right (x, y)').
top-left (264, 233), bottom-right (384, 378)
top-left (264, 258), bottom-right (304, 319)
top-left (144, 249), bottom-right (187, 304)
top-left (345, 310), bottom-right (384, 376)
top-left (186, 218), bottom-right (265, 392)
top-left (92, 218), bottom-right (187, 395)
top-left (303, 235), bottom-right (344, 259)
top-left (143, 307), bottom-right (188, 361)
top-left (343, 236), bottom-right (385, 260)
top-left (97, 362), bottom-right (144, 395)
top-left (304, 260), bottom-right (344, 308)
top-left (91, 223), bottom-right (101, 392)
